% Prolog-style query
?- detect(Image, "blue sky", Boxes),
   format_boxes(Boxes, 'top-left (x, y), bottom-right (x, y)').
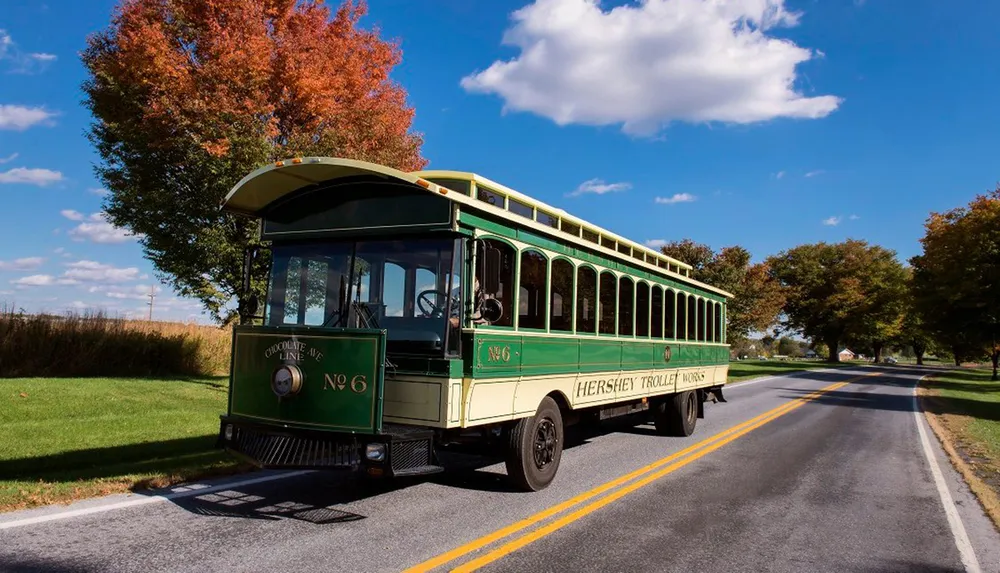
top-left (1, 0), bottom-right (998, 323)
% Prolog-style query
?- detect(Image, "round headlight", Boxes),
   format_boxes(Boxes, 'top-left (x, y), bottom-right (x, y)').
top-left (271, 364), bottom-right (303, 398)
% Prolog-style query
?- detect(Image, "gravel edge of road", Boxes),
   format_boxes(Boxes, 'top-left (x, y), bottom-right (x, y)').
top-left (916, 376), bottom-right (1000, 533)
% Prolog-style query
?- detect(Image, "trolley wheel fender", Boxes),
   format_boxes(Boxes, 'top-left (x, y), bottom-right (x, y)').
top-left (652, 390), bottom-right (698, 437)
top-left (504, 396), bottom-right (564, 492)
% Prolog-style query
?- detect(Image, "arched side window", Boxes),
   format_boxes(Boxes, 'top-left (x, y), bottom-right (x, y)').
top-left (665, 289), bottom-right (676, 339)
top-left (477, 238), bottom-right (515, 327)
top-left (698, 298), bottom-right (707, 341)
top-left (636, 282), bottom-right (650, 337)
top-left (618, 277), bottom-right (634, 336)
top-left (688, 296), bottom-right (698, 341)
top-left (715, 302), bottom-right (723, 343)
top-left (576, 266), bottom-right (597, 334)
top-left (519, 249), bottom-right (548, 330)
top-left (599, 271), bottom-right (617, 335)
top-left (651, 286), bottom-right (663, 338)
top-left (706, 300), bottom-right (714, 343)
top-left (676, 292), bottom-right (687, 340)
top-left (550, 258), bottom-right (574, 332)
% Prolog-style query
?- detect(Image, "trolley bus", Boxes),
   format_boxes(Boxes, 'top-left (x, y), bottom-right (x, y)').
top-left (217, 157), bottom-right (733, 491)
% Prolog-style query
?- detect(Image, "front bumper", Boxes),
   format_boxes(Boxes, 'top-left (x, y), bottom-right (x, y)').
top-left (217, 416), bottom-right (442, 478)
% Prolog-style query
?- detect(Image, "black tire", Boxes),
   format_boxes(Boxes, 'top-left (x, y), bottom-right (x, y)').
top-left (652, 390), bottom-right (697, 437)
top-left (504, 396), bottom-right (564, 492)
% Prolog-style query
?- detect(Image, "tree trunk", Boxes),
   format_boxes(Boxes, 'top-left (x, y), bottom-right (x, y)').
top-left (913, 342), bottom-right (925, 366)
top-left (992, 350), bottom-right (999, 381)
top-left (873, 341), bottom-right (884, 364)
top-left (825, 337), bottom-right (840, 363)
top-left (953, 344), bottom-right (962, 367)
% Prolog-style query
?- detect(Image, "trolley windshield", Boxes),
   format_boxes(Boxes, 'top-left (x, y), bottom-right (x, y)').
top-left (264, 237), bottom-right (462, 354)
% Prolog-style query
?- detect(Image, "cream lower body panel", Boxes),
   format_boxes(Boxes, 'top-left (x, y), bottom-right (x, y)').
top-left (461, 364), bottom-right (729, 428)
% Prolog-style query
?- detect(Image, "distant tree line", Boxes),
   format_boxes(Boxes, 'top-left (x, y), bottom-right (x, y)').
top-left (659, 186), bottom-right (1000, 380)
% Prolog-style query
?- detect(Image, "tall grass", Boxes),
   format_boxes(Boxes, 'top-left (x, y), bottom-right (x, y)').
top-left (0, 306), bottom-right (231, 378)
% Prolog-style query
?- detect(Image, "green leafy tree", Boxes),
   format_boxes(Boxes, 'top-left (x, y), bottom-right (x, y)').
top-left (81, 0), bottom-right (426, 324)
top-left (777, 336), bottom-right (803, 357)
top-left (766, 239), bottom-right (908, 362)
top-left (892, 269), bottom-right (934, 365)
top-left (658, 240), bottom-right (785, 343)
top-left (911, 186), bottom-right (1000, 379)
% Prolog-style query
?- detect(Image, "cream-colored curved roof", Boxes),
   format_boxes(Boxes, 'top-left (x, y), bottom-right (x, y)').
top-left (222, 157), bottom-right (733, 298)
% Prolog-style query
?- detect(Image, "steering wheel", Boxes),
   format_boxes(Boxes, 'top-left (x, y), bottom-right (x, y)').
top-left (416, 289), bottom-right (454, 318)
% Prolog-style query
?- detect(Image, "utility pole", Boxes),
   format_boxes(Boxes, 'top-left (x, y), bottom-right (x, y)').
top-left (146, 285), bottom-right (155, 321)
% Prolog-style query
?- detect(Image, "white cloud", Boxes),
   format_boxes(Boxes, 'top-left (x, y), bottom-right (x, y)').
top-left (63, 260), bottom-right (141, 283)
top-left (460, 0), bottom-right (841, 136)
top-left (67, 212), bottom-right (142, 244)
top-left (0, 257), bottom-right (44, 271)
top-left (805, 169), bottom-right (825, 178)
top-left (567, 178), bottom-right (631, 197)
top-left (0, 153), bottom-right (17, 164)
top-left (0, 167), bottom-right (63, 186)
top-left (822, 216), bottom-right (841, 226)
top-left (60, 209), bottom-right (85, 221)
top-left (88, 187), bottom-right (109, 197)
top-left (0, 29), bottom-right (56, 74)
top-left (645, 239), bottom-right (667, 249)
top-left (0, 105), bottom-right (57, 130)
top-left (53, 247), bottom-right (72, 258)
top-left (654, 193), bottom-right (697, 205)
top-left (849, 214), bottom-right (860, 220)
top-left (92, 284), bottom-right (161, 301)
top-left (11, 274), bottom-right (77, 287)
top-left (775, 170), bottom-right (786, 179)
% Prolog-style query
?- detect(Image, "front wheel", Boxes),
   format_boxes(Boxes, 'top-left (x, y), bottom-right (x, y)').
top-left (504, 396), bottom-right (564, 492)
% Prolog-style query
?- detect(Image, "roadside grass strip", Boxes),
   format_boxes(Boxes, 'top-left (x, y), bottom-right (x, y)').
top-left (405, 372), bottom-right (881, 573)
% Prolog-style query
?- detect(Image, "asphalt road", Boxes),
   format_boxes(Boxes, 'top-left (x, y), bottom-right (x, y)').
top-left (2, 366), bottom-right (999, 573)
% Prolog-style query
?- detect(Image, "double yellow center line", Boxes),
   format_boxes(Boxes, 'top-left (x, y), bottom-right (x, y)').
top-left (405, 372), bottom-right (879, 573)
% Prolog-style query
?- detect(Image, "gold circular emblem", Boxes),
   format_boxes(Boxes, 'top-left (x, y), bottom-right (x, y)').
top-left (271, 364), bottom-right (304, 398)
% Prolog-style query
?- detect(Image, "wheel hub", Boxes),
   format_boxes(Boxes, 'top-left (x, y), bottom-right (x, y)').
top-left (533, 418), bottom-right (558, 469)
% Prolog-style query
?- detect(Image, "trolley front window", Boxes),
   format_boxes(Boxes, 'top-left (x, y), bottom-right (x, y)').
top-left (265, 238), bottom-right (461, 355)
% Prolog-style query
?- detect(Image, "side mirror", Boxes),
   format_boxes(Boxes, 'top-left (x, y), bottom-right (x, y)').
top-left (483, 246), bottom-right (502, 294)
top-left (480, 298), bottom-right (503, 323)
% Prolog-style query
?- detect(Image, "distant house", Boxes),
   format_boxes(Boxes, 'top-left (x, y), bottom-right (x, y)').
top-left (804, 349), bottom-right (819, 359)
top-left (838, 348), bottom-right (856, 361)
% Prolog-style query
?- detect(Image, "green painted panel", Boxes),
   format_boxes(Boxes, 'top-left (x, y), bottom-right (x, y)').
top-left (229, 326), bottom-right (386, 434)
top-left (621, 342), bottom-right (656, 369)
top-left (474, 336), bottom-right (523, 377)
top-left (521, 337), bottom-right (580, 376)
top-left (579, 339), bottom-right (624, 373)
top-left (467, 331), bottom-right (726, 379)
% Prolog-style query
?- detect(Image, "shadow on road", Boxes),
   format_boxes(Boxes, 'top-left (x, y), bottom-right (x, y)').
top-left (774, 367), bottom-right (1000, 423)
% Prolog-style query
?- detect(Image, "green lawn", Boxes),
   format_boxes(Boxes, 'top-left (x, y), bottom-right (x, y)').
top-left (727, 359), bottom-right (852, 383)
top-left (0, 377), bottom-right (249, 512)
top-left (924, 368), bottom-right (1000, 467)
top-left (921, 368), bottom-right (1000, 525)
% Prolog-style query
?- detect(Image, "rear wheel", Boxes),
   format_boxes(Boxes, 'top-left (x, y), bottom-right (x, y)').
top-left (504, 396), bottom-right (564, 492)
top-left (652, 390), bottom-right (697, 437)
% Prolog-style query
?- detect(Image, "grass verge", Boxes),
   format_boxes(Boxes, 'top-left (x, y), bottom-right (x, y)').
top-left (727, 359), bottom-right (853, 383)
top-left (918, 368), bottom-right (1000, 529)
top-left (0, 377), bottom-right (251, 513)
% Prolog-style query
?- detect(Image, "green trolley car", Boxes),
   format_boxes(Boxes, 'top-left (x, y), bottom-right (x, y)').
top-left (217, 157), bottom-right (733, 491)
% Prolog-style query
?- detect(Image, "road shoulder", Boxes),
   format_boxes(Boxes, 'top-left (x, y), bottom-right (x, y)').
top-left (917, 371), bottom-right (1000, 533)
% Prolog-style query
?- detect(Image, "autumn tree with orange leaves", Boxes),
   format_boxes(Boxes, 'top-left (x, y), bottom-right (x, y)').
top-left (82, 0), bottom-right (426, 324)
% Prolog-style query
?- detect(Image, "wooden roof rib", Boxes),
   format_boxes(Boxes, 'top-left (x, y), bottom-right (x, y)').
top-left (221, 157), bottom-right (734, 299)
